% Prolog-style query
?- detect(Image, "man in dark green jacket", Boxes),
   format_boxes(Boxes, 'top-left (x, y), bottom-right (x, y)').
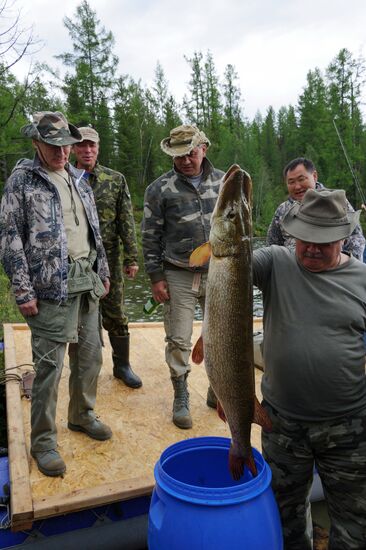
top-left (73, 127), bottom-right (142, 389)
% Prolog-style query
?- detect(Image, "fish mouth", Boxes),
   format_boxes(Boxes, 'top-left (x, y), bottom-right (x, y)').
top-left (216, 167), bottom-right (252, 215)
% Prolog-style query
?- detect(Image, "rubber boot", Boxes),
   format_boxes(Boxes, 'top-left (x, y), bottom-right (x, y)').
top-left (109, 334), bottom-right (142, 389)
top-left (206, 385), bottom-right (217, 409)
top-left (171, 374), bottom-right (192, 429)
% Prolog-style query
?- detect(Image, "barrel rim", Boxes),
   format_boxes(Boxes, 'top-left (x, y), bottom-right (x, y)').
top-left (154, 436), bottom-right (272, 506)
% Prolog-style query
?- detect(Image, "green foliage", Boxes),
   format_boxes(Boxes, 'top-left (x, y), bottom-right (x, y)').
top-left (1, 0), bottom-right (365, 238)
top-left (0, 268), bottom-right (23, 335)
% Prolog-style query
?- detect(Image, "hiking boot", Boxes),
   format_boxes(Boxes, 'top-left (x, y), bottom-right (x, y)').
top-left (109, 334), bottom-right (142, 389)
top-left (206, 385), bottom-right (218, 409)
top-left (31, 449), bottom-right (66, 477)
top-left (68, 419), bottom-right (112, 441)
top-left (171, 375), bottom-right (192, 429)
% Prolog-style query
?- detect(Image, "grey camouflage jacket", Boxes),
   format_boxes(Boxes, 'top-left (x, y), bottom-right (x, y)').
top-left (142, 158), bottom-right (224, 282)
top-left (0, 156), bottom-right (110, 305)
top-left (267, 182), bottom-right (365, 260)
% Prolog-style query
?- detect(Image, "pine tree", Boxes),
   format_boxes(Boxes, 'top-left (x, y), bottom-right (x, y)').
top-left (297, 68), bottom-right (331, 179)
top-left (325, 49), bottom-right (365, 203)
top-left (57, 0), bottom-right (118, 127)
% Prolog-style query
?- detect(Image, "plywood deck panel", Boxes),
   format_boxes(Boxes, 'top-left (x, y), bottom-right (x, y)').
top-left (5, 321), bottom-right (263, 530)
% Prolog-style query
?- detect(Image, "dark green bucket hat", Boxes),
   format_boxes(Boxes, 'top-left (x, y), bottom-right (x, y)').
top-left (21, 111), bottom-right (82, 146)
top-left (282, 189), bottom-right (360, 243)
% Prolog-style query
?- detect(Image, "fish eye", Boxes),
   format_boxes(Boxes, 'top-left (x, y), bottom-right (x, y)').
top-left (227, 207), bottom-right (236, 220)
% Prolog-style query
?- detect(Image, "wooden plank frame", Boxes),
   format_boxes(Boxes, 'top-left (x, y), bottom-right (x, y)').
top-left (4, 323), bottom-right (157, 531)
top-left (4, 320), bottom-right (263, 532)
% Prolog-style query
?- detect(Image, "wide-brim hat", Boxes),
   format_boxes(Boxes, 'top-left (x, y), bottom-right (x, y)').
top-left (160, 124), bottom-right (210, 157)
top-left (21, 111), bottom-right (82, 146)
top-left (281, 189), bottom-right (360, 243)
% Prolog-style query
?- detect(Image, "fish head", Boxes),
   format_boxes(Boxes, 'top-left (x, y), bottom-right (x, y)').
top-left (210, 165), bottom-right (252, 256)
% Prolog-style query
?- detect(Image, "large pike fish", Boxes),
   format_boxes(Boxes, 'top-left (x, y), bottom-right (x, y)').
top-left (189, 165), bottom-right (270, 480)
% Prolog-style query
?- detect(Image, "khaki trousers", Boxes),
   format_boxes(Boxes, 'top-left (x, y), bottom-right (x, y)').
top-left (30, 294), bottom-right (102, 452)
top-left (163, 269), bottom-right (207, 378)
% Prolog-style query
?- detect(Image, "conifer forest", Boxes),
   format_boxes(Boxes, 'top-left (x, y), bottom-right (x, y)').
top-left (1, 0), bottom-right (366, 234)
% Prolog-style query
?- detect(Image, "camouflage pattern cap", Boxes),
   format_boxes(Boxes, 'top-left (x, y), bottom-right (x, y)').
top-left (160, 124), bottom-right (210, 157)
top-left (21, 111), bottom-right (82, 146)
top-left (78, 126), bottom-right (100, 143)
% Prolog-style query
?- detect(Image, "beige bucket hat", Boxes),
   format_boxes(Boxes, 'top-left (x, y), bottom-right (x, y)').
top-left (78, 126), bottom-right (100, 143)
top-left (21, 111), bottom-right (82, 146)
top-left (281, 189), bottom-right (360, 243)
top-left (160, 125), bottom-right (210, 157)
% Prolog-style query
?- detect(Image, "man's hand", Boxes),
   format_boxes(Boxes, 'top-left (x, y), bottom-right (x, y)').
top-left (152, 280), bottom-right (169, 303)
top-left (123, 265), bottom-right (139, 280)
top-left (101, 278), bottom-right (110, 299)
top-left (19, 299), bottom-right (38, 317)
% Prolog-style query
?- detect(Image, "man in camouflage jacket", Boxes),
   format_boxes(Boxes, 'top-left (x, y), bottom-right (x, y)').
top-left (0, 112), bottom-right (111, 477)
top-left (73, 127), bottom-right (142, 389)
top-left (142, 125), bottom-right (224, 429)
top-left (267, 157), bottom-right (365, 259)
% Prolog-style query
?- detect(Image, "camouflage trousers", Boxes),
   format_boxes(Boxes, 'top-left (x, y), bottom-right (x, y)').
top-left (261, 401), bottom-right (366, 550)
top-left (100, 278), bottom-right (129, 337)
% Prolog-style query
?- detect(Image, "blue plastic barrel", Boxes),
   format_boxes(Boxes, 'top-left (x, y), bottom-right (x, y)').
top-left (148, 436), bottom-right (283, 550)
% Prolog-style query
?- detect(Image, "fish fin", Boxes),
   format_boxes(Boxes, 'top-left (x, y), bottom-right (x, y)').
top-left (253, 396), bottom-right (272, 432)
top-left (217, 400), bottom-right (226, 422)
top-left (229, 447), bottom-right (257, 480)
top-left (246, 451), bottom-right (257, 477)
top-left (189, 242), bottom-right (212, 267)
top-left (192, 335), bottom-right (204, 364)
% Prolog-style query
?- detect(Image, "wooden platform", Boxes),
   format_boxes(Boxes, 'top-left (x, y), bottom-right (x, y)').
top-left (4, 321), bottom-right (264, 531)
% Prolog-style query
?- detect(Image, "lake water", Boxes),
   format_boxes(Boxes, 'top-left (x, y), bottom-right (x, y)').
top-left (124, 238), bottom-right (265, 323)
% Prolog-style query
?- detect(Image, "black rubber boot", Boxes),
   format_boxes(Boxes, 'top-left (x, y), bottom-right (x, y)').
top-left (109, 334), bottom-right (142, 389)
top-left (206, 385), bottom-right (217, 409)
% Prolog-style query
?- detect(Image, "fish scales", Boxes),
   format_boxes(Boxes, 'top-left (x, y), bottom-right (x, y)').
top-left (203, 166), bottom-right (256, 478)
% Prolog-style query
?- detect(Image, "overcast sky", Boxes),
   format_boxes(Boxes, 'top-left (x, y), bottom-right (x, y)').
top-left (8, 0), bottom-right (366, 119)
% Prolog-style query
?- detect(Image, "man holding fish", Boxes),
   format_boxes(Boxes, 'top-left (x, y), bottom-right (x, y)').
top-left (191, 173), bottom-right (365, 549)
top-left (255, 189), bottom-right (366, 549)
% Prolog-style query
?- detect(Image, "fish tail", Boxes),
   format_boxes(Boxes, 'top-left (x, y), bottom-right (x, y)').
top-left (229, 447), bottom-right (257, 480)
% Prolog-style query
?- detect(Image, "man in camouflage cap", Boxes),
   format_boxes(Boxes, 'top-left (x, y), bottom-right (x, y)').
top-left (72, 127), bottom-right (142, 389)
top-left (0, 112), bottom-right (112, 477)
top-left (142, 124), bottom-right (224, 429)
